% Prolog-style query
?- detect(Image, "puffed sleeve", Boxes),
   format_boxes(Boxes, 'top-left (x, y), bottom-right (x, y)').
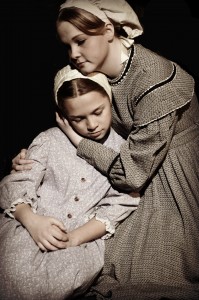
top-left (77, 111), bottom-right (178, 192)
top-left (0, 131), bottom-right (50, 217)
top-left (86, 186), bottom-right (140, 239)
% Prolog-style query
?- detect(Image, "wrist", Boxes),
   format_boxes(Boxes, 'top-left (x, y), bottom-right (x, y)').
top-left (14, 203), bottom-right (35, 228)
top-left (67, 231), bottom-right (82, 247)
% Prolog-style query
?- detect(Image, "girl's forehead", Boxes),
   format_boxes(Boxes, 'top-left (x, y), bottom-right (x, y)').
top-left (64, 91), bottom-right (109, 113)
top-left (58, 21), bottom-right (82, 34)
top-left (57, 21), bottom-right (84, 42)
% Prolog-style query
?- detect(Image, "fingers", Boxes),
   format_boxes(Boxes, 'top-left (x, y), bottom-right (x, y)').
top-left (11, 148), bottom-right (34, 172)
top-left (33, 216), bottom-right (69, 251)
top-left (63, 118), bottom-right (69, 125)
top-left (38, 240), bottom-right (58, 252)
top-left (11, 161), bottom-right (33, 172)
top-left (51, 223), bottom-right (68, 244)
top-left (38, 219), bottom-right (68, 251)
top-left (52, 228), bottom-right (67, 243)
top-left (37, 234), bottom-right (68, 251)
top-left (11, 149), bottom-right (27, 164)
top-left (52, 219), bottom-right (66, 233)
top-left (19, 148), bottom-right (28, 159)
top-left (55, 112), bottom-right (68, 127)
top-left (37, 242), bottom-right (48, 252)
top-left (48, 236), bottom-right (68, 250)
top-left (40, 238), bottom-right (59, 251)
top-left (55, 112), bottom-right (63, 123)
top-left (13, 159), bottom-right (33, 167)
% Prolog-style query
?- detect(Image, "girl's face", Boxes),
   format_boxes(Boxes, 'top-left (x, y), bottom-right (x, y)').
top-left (57, 21), bottom-right (111, 75)
top-left (62, 90), bottom-right (112, 141)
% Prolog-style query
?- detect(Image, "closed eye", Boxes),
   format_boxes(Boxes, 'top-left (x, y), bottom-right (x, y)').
top-left (70, 118), bottom-right (82, 123)
top-left (76, 39), bottom-right (85, 46)
top-left (94, 110), bottom-right (103, 116)
top-left (69, 116), bottom-right (84, 123)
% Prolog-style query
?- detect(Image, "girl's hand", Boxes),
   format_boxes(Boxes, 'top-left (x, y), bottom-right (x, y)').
top-left (11, 149), bottom-right (33, 173)
top-left (25, 213), bottom-right (68, 251)
top-left (56, 112), bottom-right (82, 147)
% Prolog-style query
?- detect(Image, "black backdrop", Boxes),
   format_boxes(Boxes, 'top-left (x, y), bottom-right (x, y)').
top-left (1, 0), bottom-right (199, 179)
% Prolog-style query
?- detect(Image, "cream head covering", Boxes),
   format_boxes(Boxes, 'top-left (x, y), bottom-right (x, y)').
top-left (60, 0), bottom-right (143, 39)
top-left (54, 65), bottom-right (112, 104)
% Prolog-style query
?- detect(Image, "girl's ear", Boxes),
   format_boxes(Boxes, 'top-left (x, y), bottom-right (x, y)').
top-left (104, 22), bottom-right (115, 42)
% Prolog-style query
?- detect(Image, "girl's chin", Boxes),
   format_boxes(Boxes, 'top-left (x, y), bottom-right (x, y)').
top-left (90, 132), bottom-right (109, 143)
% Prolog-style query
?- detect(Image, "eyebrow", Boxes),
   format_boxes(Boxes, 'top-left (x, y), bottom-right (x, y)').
top-left (69, 105), bottom-right (104, 118)
top-left (72, 33), bottom-right (86, 41)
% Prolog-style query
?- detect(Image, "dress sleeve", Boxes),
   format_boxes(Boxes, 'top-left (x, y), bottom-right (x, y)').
top-left (77, 111), bottom-right (178, 192)
top-left (86, 186), bottom-right (140, 239)
top-left (0, 131), bottom-right (50, 216)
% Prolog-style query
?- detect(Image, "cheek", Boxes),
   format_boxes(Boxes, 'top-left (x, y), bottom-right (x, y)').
top-left (89, 38), bottom-right (107, 54)
top-left (71, 122), bottom-right (84, 134)
top-left (67, 49), bottom-right (72, 60)
top-left (105, 107), bottom-right (112, 123)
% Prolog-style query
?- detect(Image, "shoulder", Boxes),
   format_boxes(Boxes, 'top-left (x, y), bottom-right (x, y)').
top-left (27, 127), bottom-right (73, 152)
top-left (26, 127), bottom-right (76, 160)
top-left (133, 64), bottom-right (195, 126)
top-left (134, 44), bottom-right (194, 85)
top-left (111, 44), bottom-right (176, 97)
top-left (33, 127), bottom-right (71, 143)
top-left (128, 45), bottom-right (195, 126)
top-left (134, 44), bottom-right (178, 81)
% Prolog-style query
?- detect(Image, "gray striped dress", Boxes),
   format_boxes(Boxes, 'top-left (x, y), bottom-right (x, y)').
top-left (77, 44), bottom-right (199, 299)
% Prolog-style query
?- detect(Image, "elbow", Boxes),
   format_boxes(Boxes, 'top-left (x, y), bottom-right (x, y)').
top-left (111, 176), bottom-right (146, 193)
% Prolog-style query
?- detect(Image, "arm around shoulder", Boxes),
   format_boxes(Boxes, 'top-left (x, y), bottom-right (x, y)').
top-left (11, 148), bottom-right (34, 173)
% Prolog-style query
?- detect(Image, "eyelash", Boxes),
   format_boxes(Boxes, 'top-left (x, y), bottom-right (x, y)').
top-left (95, 111), bottom-right (102, 116)
top-left (71, 111), bottom-right (103, 123)
top-left (77, 40), bottom-right (85, 46)
top-left (65, 40), bottom-right (85, 52)
top-left (70, 118), bottom-right (82, 123)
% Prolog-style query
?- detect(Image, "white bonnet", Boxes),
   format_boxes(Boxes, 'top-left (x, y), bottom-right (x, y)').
top-left (54, 65), bottom-right (112, 103)
top-left (60, 0), bottom-right (143, 39)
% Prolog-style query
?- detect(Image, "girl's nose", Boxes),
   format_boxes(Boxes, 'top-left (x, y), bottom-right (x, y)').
top-left (70, 45), bottom-right (80, 60)
top-left (87, 118), bottom-right (98, 131)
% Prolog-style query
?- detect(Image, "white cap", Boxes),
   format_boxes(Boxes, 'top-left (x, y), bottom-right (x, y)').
top-left (60, 0), bottom-right (143, 39)
top-left (54, 65), bottom-right (112, 103)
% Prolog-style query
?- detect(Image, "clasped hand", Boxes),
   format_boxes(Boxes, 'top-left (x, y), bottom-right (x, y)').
top-left (25, 214), bottom-right (80, 251)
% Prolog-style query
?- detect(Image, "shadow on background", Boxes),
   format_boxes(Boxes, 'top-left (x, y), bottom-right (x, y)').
top-left (0, 0), bottom-right (199, 180)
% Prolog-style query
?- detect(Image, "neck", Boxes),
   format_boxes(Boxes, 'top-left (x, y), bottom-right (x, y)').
top-left (100, 38), bottom-right (123, 78)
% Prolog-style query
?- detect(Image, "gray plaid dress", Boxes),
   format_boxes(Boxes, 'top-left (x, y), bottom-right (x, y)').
top-left (77, 44), bottom-right (199, 299)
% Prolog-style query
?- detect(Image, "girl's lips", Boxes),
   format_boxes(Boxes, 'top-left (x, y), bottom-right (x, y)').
top-left (88, 130), bottom-right (102, 138)
top-left (77, 61), bottom-right (86, 68)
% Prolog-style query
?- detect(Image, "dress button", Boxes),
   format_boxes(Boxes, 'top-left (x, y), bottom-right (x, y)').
top-left (74, 196), bottom-right (79, 201)
top-left (81, 178), bottom-right (86, 182)
top-left (67, 213), bottom-right (72, 219)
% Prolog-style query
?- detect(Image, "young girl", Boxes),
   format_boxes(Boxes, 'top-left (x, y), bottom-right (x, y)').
top-left (12, 0), bottom-right (199, 299)
top-left (0, 65), bottom-right (139, 300)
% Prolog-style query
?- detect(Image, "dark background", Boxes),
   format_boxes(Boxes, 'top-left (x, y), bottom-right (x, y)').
top-left (1, 0), bottom-right (199, 180)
